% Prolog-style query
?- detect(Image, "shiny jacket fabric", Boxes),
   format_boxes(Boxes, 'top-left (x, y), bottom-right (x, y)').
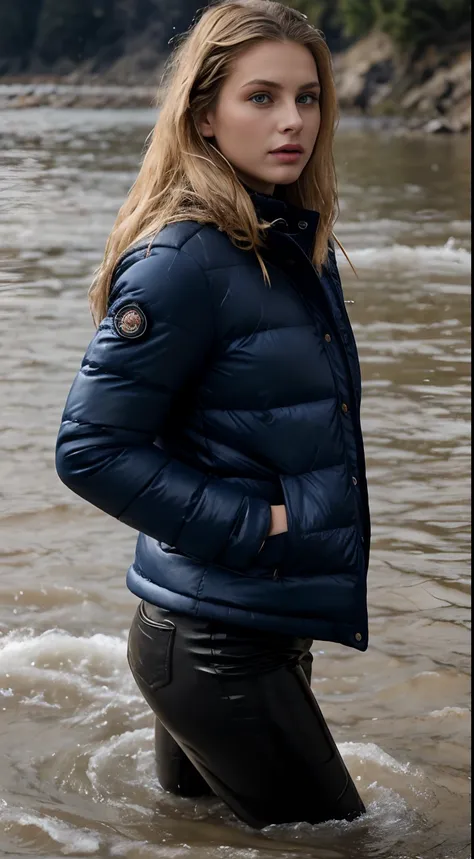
top-left (55, 185), bottom-right (371, 651)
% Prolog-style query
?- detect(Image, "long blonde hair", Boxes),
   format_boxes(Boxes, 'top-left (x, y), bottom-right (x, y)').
top-left (89, 0), bottom-right (343, 326)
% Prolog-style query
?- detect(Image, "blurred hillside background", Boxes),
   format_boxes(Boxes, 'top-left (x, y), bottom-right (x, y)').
top-left (0, 0), bottom-right (470, 132)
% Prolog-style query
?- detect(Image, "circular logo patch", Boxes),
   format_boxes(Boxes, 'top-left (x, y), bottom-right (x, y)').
top-left (113, 303), bottom-right (147, 339)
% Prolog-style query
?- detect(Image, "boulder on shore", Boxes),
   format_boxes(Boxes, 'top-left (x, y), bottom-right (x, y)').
top-left (333, 31), bottom-right (471, 134)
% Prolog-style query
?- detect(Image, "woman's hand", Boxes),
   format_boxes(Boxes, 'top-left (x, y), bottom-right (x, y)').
top-left (269, 504), bottom-right (288, 536)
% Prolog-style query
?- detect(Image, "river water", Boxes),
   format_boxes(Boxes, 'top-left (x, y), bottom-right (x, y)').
top-left (0, 108), bottom-right (470, 859)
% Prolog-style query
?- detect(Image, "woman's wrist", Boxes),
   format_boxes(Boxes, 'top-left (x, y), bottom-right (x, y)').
top-left (268, 504), bottom-right (288, 536)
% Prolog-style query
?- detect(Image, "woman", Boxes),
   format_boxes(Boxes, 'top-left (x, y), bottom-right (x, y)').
top-left (55, 0), bottom-right (371, 830)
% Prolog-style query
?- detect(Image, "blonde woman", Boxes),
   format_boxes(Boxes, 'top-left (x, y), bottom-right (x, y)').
top-left (56, 0), bottom-right (370, 829)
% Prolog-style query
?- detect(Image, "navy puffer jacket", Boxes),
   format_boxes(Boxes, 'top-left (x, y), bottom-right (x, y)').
top-left (56, 185), bottom-right (371, 651)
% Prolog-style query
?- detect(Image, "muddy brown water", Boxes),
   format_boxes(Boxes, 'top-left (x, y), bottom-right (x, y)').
top-left (0, 108), bottom-right (470, 859)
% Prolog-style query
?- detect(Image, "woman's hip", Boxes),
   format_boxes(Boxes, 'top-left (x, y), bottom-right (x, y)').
top-left (127, 599), bottom-right (312, 687)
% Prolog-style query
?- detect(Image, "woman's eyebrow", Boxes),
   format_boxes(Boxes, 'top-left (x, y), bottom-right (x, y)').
top-left (240, 79), bottom-right (321, 91)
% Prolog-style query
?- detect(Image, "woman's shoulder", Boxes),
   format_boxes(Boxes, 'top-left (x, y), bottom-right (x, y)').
top-left (117, 219), bottom-right (235, 279)
top-left (153, 218), bottom-right (233, 251)
top-left (161, 219), bottom-right (237, 264)
top-left (109, 220), bottom-right (238, 308)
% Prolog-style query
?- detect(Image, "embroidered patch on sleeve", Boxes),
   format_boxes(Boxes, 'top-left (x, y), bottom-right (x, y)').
top-left (112, 303), bottom-right (148, 340)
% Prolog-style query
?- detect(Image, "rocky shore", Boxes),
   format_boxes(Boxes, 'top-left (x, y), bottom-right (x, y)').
top-left (0, 31), bottom-right (470, 134)
top-left (0, 81), bottom-right (158, 110)
top-left (333, 32), bottom-right (471, 134)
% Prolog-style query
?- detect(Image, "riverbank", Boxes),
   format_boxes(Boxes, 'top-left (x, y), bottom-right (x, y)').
top-left (333, 32), bottom-right (471, 134)
top-left (0, 30), bottom-right (470, 134)
top-left (0, 81), bottom-right (157, 110)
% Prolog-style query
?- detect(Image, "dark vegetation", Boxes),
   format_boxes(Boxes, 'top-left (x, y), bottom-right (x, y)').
top-left (0, 0), bottom-right (470, 77)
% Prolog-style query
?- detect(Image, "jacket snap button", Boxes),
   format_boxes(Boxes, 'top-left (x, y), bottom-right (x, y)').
top-left (298, 220), bottom-right (308, 230)
top-left (355, 632), bottom-right (362, 642)
top-left (324, 333), bottom-right (331, 343)
top-left (341, 402), bottom-right (349, 413)
top-left (352, 476), bottom-right (358, 485)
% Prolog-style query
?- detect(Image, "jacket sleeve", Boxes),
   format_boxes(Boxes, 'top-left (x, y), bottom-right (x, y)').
top-left (55, 245), bottom-right (271, 571)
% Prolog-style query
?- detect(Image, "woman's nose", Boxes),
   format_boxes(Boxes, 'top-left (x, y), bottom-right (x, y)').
top-left (277, 102), bottom-right (305, 131)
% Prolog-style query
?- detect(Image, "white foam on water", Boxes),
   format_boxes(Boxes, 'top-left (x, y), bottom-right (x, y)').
top-left (426, 706), bottom-right (470, 718)
top-left (0, 627), bottom-right (127, 674)
top-left (0, 627), bottom-right (141, 715)
top-left (339, 741), bottom-right (422, 777)
top-left (109, 843), bottom-right (270, 859)
top-left (86, 727), bottom-right (157, 793)
top-left (338, 240), bottom-right (471, 274)
top-left (109, 843), bottom-right (191, 858)
top-left (256, 781), bottom-right (423, 859)
top-left (1, 807), bottom-right (100, 854)
top-left (18, 692), bottom-right (61, 708)
top-left (256, 742), bottom-right (431, 852)
top-left (258, 783), bottom-right (413, 839)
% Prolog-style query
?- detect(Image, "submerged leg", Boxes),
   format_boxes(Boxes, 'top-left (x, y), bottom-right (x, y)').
top-left (154, 715), bottom-right (215, 797)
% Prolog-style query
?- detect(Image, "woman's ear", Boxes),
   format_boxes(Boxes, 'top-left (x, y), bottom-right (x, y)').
top-left (195, 109), bottom-right (215, 139)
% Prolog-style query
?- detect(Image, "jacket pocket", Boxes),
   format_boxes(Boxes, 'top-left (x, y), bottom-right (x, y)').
top-left (278, 471), bottom-right (358, 576)
top-left (255, 530), bottom-right (289, 572)
top-left (159, 539), bottom-right (286, 578)
top-left (127, 601), bottom-right (176, 691)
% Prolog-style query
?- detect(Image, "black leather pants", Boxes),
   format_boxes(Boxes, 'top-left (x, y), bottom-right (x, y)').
top-left (127, 599), bottom-right (366, 829)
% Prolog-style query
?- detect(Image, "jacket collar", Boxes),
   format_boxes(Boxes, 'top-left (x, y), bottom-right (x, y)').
top-left (241, 181), bottom-right (319, 259)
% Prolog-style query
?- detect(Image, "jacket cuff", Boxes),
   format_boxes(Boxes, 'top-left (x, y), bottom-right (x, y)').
top-left (216, 496), bottom-right (271, 571)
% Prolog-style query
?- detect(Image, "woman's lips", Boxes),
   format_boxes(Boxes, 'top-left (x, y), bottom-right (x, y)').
top-left (269, 150), bottom-right (303, 163)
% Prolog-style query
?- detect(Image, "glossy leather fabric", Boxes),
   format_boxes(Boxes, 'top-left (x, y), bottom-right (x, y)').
top-left (127, 600), bottom-right (366, 829)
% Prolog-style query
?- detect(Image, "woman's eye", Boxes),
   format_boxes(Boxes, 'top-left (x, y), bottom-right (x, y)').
top-left (250, 93), bottom-right (319, 105)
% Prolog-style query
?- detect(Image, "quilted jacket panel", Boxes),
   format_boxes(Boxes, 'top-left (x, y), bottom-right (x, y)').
top-left (56, 186), bottom-right (371, 651)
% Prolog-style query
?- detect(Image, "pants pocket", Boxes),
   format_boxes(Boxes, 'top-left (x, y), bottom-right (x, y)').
top-left (127, 601), bottom-right (176, 691)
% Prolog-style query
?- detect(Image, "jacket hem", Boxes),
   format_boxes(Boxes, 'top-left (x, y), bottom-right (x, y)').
top-left (126, 564), bottom-right (369, 651)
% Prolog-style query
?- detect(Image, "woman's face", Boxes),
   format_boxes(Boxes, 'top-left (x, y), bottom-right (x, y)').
top-left (198, 39), bottom-right (321, 195)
